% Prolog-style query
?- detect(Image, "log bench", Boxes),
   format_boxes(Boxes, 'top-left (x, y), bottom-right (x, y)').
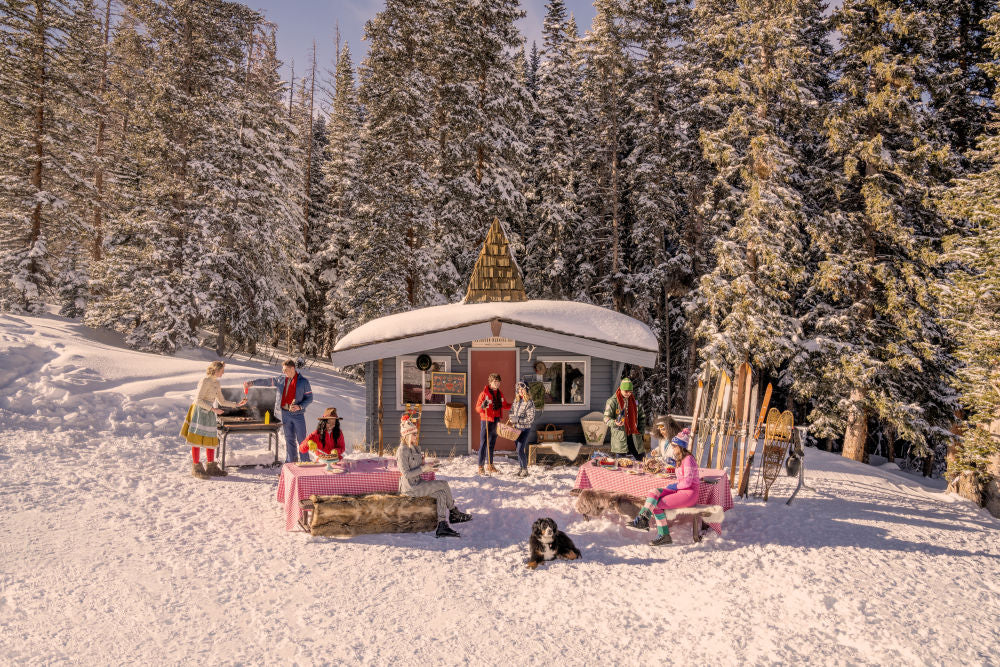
top-left (298, 493), bottom-right (438, 536)
top-left (571, 488), bottom-right (724, 543)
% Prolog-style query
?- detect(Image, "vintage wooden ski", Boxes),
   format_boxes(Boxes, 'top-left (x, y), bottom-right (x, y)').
top-left (731, 363), bottom-right (754, 488)
top-left (700, 370), bottom-right (724, 467)
top-left (688, 367), bottom-right (709, 457)
top-left (710, 371), bottom-right (732, 467)
top-left (737, 382), bottom-right (772, 498)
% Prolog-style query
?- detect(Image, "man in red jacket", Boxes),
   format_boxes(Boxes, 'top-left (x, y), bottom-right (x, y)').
top-left (476, 373), bottom-right (510, 476)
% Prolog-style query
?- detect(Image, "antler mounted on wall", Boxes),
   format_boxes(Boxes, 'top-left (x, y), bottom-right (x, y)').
top-left (522, 345), bottom-right (537, 363)
top-left (448, 344), bottom-right (465, 363)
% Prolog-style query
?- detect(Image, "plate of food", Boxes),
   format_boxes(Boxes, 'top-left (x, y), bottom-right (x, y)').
top-left (597, 458), bottom-right (616, 467)
top-left (617, 458), bottom-right (634, 468)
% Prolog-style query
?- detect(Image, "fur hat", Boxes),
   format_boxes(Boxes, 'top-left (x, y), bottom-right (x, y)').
top-left (515, 380), bottom-right (528, 394)
top-left (619, 378), bottom-right (634, 392)
top-left (670, 427), bottom-right (691, 450)
top-left (400, 414), bottom-right (419, 437)
top-left (320, 407), bottom-right (340, 421)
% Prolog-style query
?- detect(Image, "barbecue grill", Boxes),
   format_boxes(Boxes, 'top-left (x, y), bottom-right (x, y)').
top-left (216, 386), bottom-right (282, 468)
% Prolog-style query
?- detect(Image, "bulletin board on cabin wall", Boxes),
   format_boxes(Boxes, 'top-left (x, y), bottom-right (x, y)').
top-left (430, 371), bottom-right (467, 396)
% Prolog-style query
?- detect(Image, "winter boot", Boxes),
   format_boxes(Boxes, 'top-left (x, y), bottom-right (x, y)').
top-left (477, 466), bottom-right (487, 476)
top-left (649, 533), bottom-right (673, 546)
top-left (191, 462), bottom-right (209, 479)
top-left (449, 507), bottom-right (472, 523)
top-left (517, 468), bottom-right (529, 478)
top-left (485, 463), bottom-right (498, 475)
top-left (204, 461), bottom-right (228, 477)
top-left (435, 521), bottom-right (460, 538)
top-left (626, 513), bottom-right (650, 532)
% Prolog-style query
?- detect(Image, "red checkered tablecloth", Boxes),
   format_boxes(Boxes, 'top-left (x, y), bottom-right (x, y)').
top-left (573, 462), bottom-right (734, 535)
top-left (277, 459), bottom-right (435, 531)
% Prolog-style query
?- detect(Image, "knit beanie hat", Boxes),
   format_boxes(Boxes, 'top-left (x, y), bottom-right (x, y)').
top-left (515, 380), bottom-right (528, 394)
top-left (671, 427), bottom-right (690, 450)
top-left (619, 378), bottom-right (634, 392)
top-left (400, 414), bottom-right (419, 437)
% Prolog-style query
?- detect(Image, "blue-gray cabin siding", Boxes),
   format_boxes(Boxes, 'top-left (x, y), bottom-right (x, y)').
top-left (363, 342), bottom-right (623, 456)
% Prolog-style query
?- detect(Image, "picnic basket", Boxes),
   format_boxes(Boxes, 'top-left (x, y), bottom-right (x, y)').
top-left (496, 419), bottom-right (522, 441)
top-left (536, 424), bottom-right (564, 443)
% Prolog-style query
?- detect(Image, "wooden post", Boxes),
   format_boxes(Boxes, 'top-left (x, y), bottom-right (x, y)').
top-left (377, 359), bottom-right (384, 456)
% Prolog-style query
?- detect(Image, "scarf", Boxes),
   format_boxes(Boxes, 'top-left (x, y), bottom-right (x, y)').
top-left (615, 389), bottom-right (639, 435)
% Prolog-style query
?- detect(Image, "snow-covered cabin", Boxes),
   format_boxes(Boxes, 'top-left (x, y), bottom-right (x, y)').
top-left (330, 219), bottom-right (658, 455)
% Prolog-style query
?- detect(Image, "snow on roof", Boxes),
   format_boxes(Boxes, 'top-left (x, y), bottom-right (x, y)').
top-left (334, 300), bottom-right (658, 357)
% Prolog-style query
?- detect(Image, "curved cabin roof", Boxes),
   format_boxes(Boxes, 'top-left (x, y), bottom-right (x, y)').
top-left (331, 300), bottom-right (658, 368)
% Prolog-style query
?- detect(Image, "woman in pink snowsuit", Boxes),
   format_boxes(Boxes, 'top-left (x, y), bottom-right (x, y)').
top-left (627, 428), bottom-right (698, 545)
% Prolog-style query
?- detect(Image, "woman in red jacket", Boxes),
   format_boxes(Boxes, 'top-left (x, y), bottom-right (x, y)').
top-left (299, 407), bottom-right (346, 460)
top-left (476, 373), bottom-right (510, 476)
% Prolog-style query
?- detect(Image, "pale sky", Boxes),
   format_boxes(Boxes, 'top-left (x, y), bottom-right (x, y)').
top-left (251, 0), bottom-right (597, 93)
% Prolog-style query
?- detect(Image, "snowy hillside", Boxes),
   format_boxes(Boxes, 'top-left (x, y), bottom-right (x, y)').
top-left (1, 311), bottom-right (998, 665)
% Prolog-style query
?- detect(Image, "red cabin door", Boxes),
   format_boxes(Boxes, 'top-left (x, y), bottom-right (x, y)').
top-left (470, 349), bottom-right (518, 452)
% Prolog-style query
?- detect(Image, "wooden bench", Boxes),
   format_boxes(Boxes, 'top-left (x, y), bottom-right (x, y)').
top-left (571, 488), bottom-right (723, 542)
top-left (298, 493), bottom-right (438, 536)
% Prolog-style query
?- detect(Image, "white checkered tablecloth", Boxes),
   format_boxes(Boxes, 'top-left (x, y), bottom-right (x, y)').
top-left (573, 462), bottom-right (734, 535)
top-left (277, 459), bottom-right (435, 531)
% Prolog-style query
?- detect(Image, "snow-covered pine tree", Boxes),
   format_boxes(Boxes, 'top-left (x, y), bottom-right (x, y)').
top-left (0, 0), bottom-right (88, 313)
top-left (56, 240), bottom-right (88, 317)
top-left (577, 0), bottom-right (633, 310)
top-left (806, 0), bottom-right (958, 463)
top-left (937, 10), bottom-right (1000, 482)
top-left (691, 0), bottom-right (829, 380)
top-left (525, 1), bottom-right (587, 301)
top-left (351, 0), bottom-right (438, 324)
top-left (430, 0), bottom-right (530, 304)
top-left (196, 18), bottom-right (308, 357)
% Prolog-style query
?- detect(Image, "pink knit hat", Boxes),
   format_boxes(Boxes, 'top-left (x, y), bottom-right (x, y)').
top-left (400, 414), bottom-right (419, 437)
top-left (670, 427), bottom-right (691, 449)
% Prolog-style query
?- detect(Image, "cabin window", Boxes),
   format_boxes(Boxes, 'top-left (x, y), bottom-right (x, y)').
top-left (532, 357), bottom-right (588, 408)
top-left (397, 356), bottom-right (450, 409)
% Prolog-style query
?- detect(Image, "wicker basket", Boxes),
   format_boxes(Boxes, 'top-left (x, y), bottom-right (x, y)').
top-left (444, 402), bottom-right (467, 435)
top-left (496, 420), bottom-right (522, 441)
top-left (537, 424), bottom-right (564, 443)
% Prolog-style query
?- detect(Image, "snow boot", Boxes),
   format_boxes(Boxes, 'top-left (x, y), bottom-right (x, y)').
top-left (191, 462), bottom-right (209, 479)
top-left (435, 521), bottom-right (460, 538)
top-left (517, 468), bottom-right (529, 478)
top-left (649, 533), bottom-right (673, 546)
top-left (449, 507), bottom-right (472, 524)
top-left (477, 466), bottom-right (487, 476)
top-left (204, 461), bottom-right (228, 477)
top-left (485, 463), bottom-right (498, 475)
top-left (626, 513), bottom-right (650, 532)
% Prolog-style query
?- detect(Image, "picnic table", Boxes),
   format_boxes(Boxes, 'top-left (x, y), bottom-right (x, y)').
top-left (573, 461), bottom-right (734, 535)
top-left (276, 458), bottom-right (435, 531)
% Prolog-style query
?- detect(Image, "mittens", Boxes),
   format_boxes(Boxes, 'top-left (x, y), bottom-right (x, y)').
top-left (666, 483), bottom-right (678, 491)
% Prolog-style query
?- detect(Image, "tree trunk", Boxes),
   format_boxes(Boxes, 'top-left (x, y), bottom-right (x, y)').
top-left (28, 0), bottom-right (48, 301)
top-left (842, 386), bottom-right (868, 462)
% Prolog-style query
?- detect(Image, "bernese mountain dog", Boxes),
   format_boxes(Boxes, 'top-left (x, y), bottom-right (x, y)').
top-left (527, 517), bottom-right (581, 569)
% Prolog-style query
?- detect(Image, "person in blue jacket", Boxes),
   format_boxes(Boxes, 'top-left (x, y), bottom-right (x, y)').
top-left (245, 358), bottom-right (314, 463)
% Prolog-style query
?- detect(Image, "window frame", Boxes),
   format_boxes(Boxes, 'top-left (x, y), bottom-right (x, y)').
top-left (532, 356), bottom-right (590, 411)
top-left (396, 355), bottom-right (451, 410)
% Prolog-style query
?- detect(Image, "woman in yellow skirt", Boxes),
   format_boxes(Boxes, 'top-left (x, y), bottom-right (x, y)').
top-left (181, 361), bottom-right (245, 478)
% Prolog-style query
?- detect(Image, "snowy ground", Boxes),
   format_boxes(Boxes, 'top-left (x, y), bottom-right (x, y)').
top-left (2, 311), bottom-right (999, 665)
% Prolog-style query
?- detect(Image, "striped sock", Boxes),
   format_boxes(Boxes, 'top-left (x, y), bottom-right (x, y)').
top-left (653, 512), bottom-right (670, 537)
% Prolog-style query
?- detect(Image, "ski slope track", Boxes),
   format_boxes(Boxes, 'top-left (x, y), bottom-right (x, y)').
top-left (1, 311), bottom-right (998, 665)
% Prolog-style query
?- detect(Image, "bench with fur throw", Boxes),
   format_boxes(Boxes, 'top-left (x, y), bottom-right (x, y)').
top-left (301, 493), bottom-right (439, 536)
top-left (572, 488), bottom-right (724, 543)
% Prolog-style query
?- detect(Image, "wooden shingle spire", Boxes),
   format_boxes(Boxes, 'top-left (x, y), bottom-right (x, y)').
top-left (464, 217), bottom-right (526, 303)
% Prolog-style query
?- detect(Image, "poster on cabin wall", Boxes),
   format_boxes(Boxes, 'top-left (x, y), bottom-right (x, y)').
top-left (430, 372), bottom-right (467, 396)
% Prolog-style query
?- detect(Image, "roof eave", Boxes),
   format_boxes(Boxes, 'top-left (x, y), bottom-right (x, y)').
top-left (330, 319), bottom-right (657, 368)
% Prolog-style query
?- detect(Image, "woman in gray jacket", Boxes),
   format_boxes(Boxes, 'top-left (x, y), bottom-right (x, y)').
top-left (396, 414), bottom-right (471, 538)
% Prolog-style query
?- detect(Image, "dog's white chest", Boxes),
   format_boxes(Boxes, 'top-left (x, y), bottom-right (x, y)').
top-left (539, 537), bottom-right (558, 561)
